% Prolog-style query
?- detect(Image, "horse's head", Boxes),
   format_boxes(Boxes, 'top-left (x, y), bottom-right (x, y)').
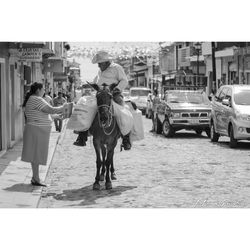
top-left (91, 83), bottom-right (118, 127)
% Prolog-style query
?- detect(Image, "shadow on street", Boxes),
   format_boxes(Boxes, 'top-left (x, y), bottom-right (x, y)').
top-left (4, 183), bottom-right (38, 193)
top-left (150, 131), bottom-right (209, 140)
top-left (42, 184), bottom-right (137, 207)
top-left (211, 140), bottom-right (250, 150)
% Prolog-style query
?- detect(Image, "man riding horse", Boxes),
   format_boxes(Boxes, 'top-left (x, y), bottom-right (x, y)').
top-left (75, 50), bottom-right (132, 150)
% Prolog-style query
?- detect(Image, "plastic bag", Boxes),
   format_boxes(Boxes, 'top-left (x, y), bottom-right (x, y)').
top-left (66, 96), bottom-right (97, 131)
top-left (113, 101), bottom-right (133, 136)
top-left (125, 101), bottom-right (144, 142)
top-left (129, 109), bottom-right (144, 142)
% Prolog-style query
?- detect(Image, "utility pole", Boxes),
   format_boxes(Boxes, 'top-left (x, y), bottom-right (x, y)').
top-left (175, 44), bottom-right (178, 87)
top-left (211, 42), bottom-right (217, 91)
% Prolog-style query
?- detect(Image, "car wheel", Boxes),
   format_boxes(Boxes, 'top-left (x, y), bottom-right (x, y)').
top-left (154, 115), bottom-right (162, 134)
top-left (229, 125), bottom-right (237, 148)
top-left (205, 128), bottom-right (211, 138)
top-left (145, 112), bottom-right (148, 118)
top-left (195, 129), bottom-right (202, 135)
top-left (210, 122), bottom-right (219, 142)
top-left (162, 119), bottom-right (174, 137)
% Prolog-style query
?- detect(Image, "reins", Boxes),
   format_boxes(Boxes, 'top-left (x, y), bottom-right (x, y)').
top-left (97, 101), bottom-right (116, 136)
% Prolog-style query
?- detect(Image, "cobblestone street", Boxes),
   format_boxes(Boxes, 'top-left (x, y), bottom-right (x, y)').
top-left (39, 116), bottom-right (250, 208)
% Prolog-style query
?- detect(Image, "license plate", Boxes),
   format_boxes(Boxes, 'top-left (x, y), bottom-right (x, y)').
top-left (189, 119), bottom-right (199, 124)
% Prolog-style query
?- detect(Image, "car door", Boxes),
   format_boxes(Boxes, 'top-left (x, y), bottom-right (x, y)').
top-left (220, 87), bottom-right (231, 134)
top-left (221, 87), bottom-right (233, 135)
top-left (213, 87), bottom-right (227, 133)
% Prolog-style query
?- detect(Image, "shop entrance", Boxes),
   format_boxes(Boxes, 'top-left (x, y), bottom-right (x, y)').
top-left (10, 65), bottom-right (15, 141)
top-left (0, 63), bottom-right (2, 151)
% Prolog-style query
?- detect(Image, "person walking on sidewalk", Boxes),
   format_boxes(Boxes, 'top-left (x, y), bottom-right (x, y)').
top-left (21, 82), bottom-right (66, 187)
top-left (150, 88), bottom-right (161, 132)
top-left (53, 92), bottom-right (66, 132)
top-left (74, 50), bottom-right (132, 150)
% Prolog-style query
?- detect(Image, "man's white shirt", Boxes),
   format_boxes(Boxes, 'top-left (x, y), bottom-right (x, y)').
top-left (93, 62), bottom-right (128, 91)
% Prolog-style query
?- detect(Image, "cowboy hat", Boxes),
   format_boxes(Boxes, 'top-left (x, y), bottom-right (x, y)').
top-left (92, 50), bottom-right (113, 64)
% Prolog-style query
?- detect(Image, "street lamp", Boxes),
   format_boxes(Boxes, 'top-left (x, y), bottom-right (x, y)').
top-left (194, 42), bottom-right (202, 85)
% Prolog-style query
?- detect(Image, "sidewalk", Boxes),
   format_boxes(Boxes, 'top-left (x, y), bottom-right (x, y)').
top-left (0, 122), bottom-right (67, 208)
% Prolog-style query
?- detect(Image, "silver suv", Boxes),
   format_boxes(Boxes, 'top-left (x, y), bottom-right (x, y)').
top-left (210, 85), bottom-right (250, 148)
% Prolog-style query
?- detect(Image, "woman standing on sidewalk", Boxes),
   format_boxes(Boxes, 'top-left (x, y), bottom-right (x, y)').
top-left (21, 82), bottom-right (66, 187)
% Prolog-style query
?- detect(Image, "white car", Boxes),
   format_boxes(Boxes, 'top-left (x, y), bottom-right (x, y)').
top-left (210, 85), bottom-right (250, 148)
top-left (129, 87), bottom-right (152, 114)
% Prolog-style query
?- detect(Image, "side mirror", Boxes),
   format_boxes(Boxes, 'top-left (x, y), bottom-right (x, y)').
top-left (222, 98), bottom-right (230, 106)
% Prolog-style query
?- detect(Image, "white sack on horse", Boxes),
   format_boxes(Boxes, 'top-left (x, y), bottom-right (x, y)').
top-left (125, 101), bottom-right (144, 142)
top-left (113, 101), bottom-right (133, 136)
top-left (67, 96), bottom-right (97, 131)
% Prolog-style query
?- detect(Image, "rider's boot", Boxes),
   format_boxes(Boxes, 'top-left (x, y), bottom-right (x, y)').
top-left (120, 134), bottom-right (131, 151)
top-left (73, 131), bottom-right (88, 146)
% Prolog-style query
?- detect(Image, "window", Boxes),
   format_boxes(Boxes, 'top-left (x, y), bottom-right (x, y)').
top-left (217, 87), bottom-right (229, 102)
top-left (234, 89), bottom-right (250, 105)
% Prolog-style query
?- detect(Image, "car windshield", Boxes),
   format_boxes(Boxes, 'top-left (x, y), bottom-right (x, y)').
top-left (130, 89), bottom-right (151, 97)
top-left (166, 92), bottom-right (209, 104)
top-left (234, 90), bottom-right (250, 105)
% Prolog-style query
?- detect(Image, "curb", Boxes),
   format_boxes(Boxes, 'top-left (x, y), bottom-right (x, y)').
top-left (36, 120), bottom-right (68, 207)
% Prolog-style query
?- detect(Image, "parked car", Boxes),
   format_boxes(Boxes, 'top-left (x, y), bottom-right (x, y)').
top-left (129, 87), bottom-right (152, 114)
top-left (154, 90), bottom-right (211, 137)
top-left (210, 85), bottom-right (250, 148)
top-left (122, 90), bottom-right (130, 98)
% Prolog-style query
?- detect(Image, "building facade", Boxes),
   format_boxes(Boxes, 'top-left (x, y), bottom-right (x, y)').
top-left (0, 42), bottom-right (69, 156)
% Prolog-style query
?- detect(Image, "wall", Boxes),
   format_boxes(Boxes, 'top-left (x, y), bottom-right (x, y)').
top-left (0, 44), bottom-right (10, 151)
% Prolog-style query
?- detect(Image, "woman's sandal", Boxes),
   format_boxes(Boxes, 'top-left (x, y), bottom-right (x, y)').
top-left (31, 179), bottom-right (47, 187)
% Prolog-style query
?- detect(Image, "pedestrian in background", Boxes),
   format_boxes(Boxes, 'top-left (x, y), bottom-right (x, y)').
top-left (150, 88), bottom-right (160, 132)
top-left (53, 92), bottom-right (66, 132)
top-left (21, 82), bottom-right (66, 186)
top-left (43, 92), bottom-right (54, 106)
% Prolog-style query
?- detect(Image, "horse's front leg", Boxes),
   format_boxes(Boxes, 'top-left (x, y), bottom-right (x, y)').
top-left (111, 138), bottom-right (118, 180)
top-left (93, 141), bottom-right (101, 190)
top-left (105, 149), bottom-right (115, 190)
top-left (100, 146), bottom-right (106, 181)
top-left (110, 159), bottom-right (117, 180)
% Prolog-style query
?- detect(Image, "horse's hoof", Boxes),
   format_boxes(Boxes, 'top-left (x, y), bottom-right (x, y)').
top-left (93, 182), bottom-right (101, 190)
top-left (111, 173), bottom-right (117, 180)
top-left (99, 175), bottom-right (104, 181)
top-left (105, 182), bottom-right (112, 190)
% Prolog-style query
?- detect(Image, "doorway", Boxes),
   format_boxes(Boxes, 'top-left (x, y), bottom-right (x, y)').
top-left (10, 65), bottom-right (15, 141)
top-left (0, 63), bottom-right (2, 151)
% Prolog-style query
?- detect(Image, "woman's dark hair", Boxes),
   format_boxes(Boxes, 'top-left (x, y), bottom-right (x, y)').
top-left (22, 82), bottom-right (43, 107)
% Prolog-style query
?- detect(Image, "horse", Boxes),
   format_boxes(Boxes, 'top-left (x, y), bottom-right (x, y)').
top-left (89, 83), bottom-right (121, 190)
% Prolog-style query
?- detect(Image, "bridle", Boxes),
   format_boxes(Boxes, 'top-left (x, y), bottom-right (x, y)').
top-left (96, 93), bottom-right (116, 136)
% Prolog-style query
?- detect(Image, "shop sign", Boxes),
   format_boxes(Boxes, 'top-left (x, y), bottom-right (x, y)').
top-left (18, 48), bottom-right (42, 62)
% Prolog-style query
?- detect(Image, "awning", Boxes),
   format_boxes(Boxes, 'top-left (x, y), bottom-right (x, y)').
top-left (165, 74), bottom-right (175, 81)
top-left (42, 48), bottom-right (55, 56)
top-left (132, 65), bottom-right (148, 72)
top-left (189, 55), bottom-right (205, 62)
top-left (47, 56), bottom-right (66, 60)
top-left (215, 47), bottom-right (235, 58)
top-left (53, 73), bottom-right (68, 81)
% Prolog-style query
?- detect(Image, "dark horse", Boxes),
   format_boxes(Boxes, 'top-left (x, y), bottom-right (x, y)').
top-left (89, 83), bottom-right (121, 190)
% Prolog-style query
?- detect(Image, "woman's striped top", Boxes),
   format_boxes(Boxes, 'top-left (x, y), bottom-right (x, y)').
top-left (25, 95), bottom-right (53, 126)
